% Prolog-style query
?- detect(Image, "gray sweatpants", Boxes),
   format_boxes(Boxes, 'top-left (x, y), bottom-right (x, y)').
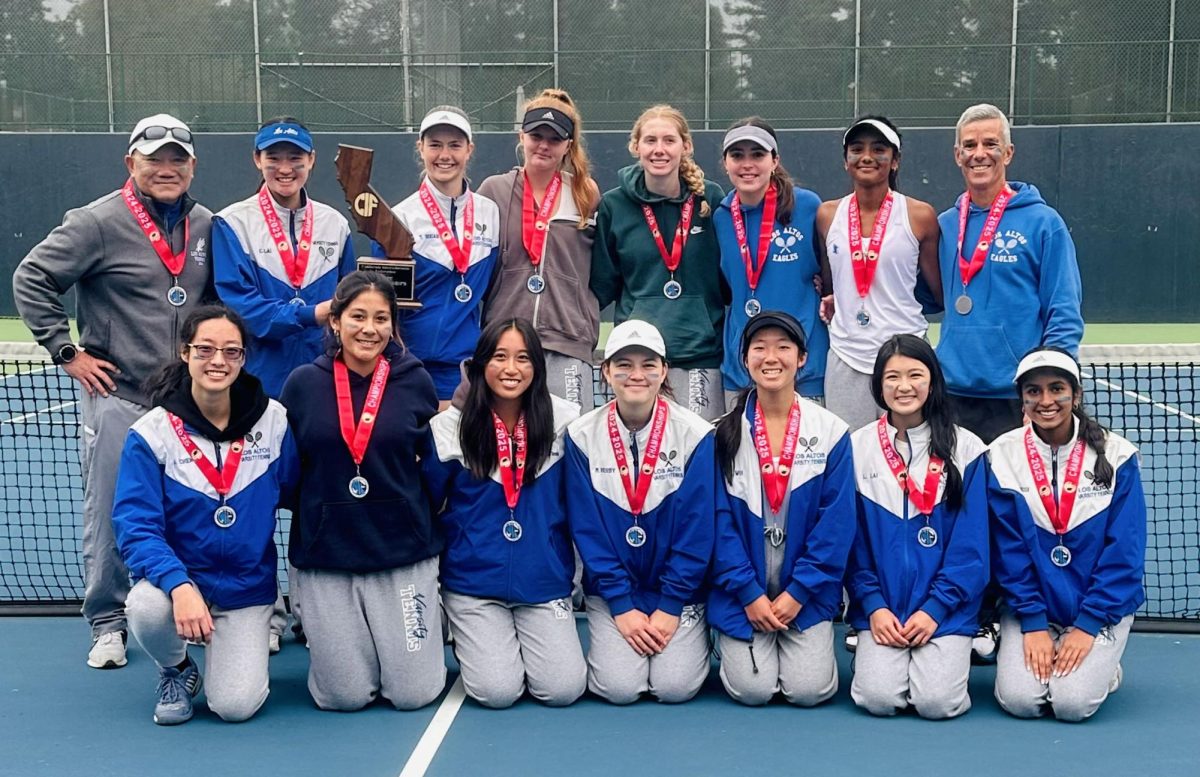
top-left (584, 595), bottom-right (710, 704)
top-left (295, 558), bottom-right (446, 711)
top-left (667, 367), bottom-right (723, 422)
top-left (994, 612), bottom-right (1131, 722)
top-left (822, 350), bottom-right (883, 432)
top-left (851, 633), bottom-right (973, 719)
top-left (81, 391), bottom-right (147, 638)
top-left (125, 579), bottom-right (272, 722)
top-left (545, 351), bottom-right (595, 413)
top-left (717, 621), bottom-right (838, 706)
top-left (443, 591), bottom-right (586, 708)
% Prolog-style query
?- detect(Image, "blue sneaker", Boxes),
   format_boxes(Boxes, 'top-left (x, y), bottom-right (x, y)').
top-left (153, 656), bottom-right (203, 725)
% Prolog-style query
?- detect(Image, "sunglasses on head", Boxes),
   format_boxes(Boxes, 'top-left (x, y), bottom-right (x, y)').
top-left (132, 126), bottom-right (193, 145)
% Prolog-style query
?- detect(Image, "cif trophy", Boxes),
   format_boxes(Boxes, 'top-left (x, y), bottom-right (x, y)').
top-left (334, 144), bottom-right (420, 307)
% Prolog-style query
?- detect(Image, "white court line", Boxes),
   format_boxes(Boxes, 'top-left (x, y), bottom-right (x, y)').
top-left (1, 400), bottom-right (78, 425)
top-left (1084, 372), bottom-right (1200, 427)
top-left (398, 677), bottom-right (467, 777)
top-left (0, 364), bottom-right (55, 381)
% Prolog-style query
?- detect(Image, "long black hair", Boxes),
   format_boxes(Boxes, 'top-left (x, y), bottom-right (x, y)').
top-left (845, 114), bottom-right (902, 190)
top-left (1017, 345), bottom-right (1113, 488)
top-left (325, 270), bottom-right (404, 355)
top-left (716, 316), bottom-right (808, 485)
top-left (459, 318), bottom-right (554, 485)
top-left (143, 305), bottom-right (249, 408)
top-left (723, 116), bottom-right (796, 226)
top-left (869, 334), bottom-right (962, 511)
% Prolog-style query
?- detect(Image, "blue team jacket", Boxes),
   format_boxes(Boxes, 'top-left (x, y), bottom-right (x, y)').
top-left (845, 419), bottom-right (990, 638)
top-left (989, 421), bottom-right (1145, 635)
top-left (424, 395), bottom-right (580, 604)
top-left (707, 394), bottom-right (855, 640)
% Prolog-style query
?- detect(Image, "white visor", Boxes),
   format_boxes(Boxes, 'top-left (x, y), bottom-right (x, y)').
top-left (842, 118), bottom-right (901, 151)
top-left (1014, 350), bottom-right (1081, 385)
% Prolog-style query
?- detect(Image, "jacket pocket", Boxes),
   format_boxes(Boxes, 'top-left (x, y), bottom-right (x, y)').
top-left (941, 324), bottom-right (1020, 394)
top-left (301, 497), bottom-right (433, 571)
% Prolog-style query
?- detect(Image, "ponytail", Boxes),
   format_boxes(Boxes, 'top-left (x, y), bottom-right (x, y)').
top-left (679, 156), bottom-right (712, 217)
top-left (144, 362), bottom-right (190, 409)
top-left (716, 389), bottom-right (750, 484)
top-left (629, 104), bottom-right (711, 217)
top-left (523, 88), bottom-right (598, 227)
top-left (1076, 407), bottom-right (1114, 488)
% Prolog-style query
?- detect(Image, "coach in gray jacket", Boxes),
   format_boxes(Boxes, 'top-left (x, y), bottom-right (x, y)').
top-left (13, 113), bottom-right (214, 669)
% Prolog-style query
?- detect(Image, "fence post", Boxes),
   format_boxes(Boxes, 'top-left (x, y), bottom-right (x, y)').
top-left (401, 0), bottom-right (413, 129)
top-left (103, 0), bottom-right (114, 132)
top-left (1008, 0), bottom-right (1019, 119)
top-left (1166, 0), bottom-right (1177, 121)
top-left (252, 0), bottom-right (263, 125)
top-left (553, 0), bottom-right (560, 89)
top-left (853, 0), bottom-right (861, 118)
top-left (704, 0), bottom-right (711, 130)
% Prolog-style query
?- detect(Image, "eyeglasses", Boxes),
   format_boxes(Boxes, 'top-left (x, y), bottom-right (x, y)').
top-left (186, 344), bottom-right (245, 363)
top-left (132, 126), bottom-right (194, 145)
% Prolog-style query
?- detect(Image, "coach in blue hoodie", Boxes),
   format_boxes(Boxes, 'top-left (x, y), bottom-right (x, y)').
top-left (936, 104), bottom-right (1082, 443)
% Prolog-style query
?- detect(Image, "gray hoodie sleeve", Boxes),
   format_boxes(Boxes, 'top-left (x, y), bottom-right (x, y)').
top-left (12, 205), bottom-right (105, 355)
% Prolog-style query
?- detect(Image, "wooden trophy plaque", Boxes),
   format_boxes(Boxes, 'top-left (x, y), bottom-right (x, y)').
top-left (334, 144), bottom-right (420, 307)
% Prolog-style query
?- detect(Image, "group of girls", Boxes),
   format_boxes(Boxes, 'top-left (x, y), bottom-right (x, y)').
top-left (108, 90), bottom-right (1145, 726)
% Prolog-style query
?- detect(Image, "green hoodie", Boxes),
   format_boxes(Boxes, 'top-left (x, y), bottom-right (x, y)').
top-left (590, 164), bottom-right (726, 370)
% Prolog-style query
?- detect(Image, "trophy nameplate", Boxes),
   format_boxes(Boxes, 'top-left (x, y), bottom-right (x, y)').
top-left (334, 144), bottom-right (420, 308)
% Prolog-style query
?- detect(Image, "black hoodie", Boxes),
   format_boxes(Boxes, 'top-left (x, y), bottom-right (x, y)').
top-left (280, 342), bottom-right (441, 572)
top-left (157, 371), bottom-right (270, 442)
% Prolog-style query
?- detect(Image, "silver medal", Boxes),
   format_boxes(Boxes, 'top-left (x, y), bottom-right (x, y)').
top-left (167, 285), bottom-right (188, 307)
top-left (289, 296), bottom-right (305, 306)
top-left (663, 279), bottom-right (682, 299)
top-left (917, 525), bottom-right (938, 548)
top-left (954, 294), bottom-right (973, 315)
top-left (526, 274), bottom-right (546, 294)
top-left (454, 282), bottom-right (473, 303)
top-left (856, 309), bottom-right (870, 327)
top-left (348, 475), bottom-right (370, 499)
top-left (764, 525), bottom-right (785, 548)
top-left (213, 504), bottom-right (237, 528)
top-left (1050, 544), bottom-right (1072, 567)
top-left (626, 525), bottom-right (647, 547)
top-left (502, 519), bottom-right (523, 542)
top-left (744, 298), bottom-right (762, 317)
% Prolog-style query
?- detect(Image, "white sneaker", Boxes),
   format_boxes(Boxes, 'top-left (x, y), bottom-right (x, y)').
top-left (269, 633), bottom-right (281, 655)
top-left (844, 626), bottom-right (858, 653)
top-left (1108, 663), bottom-right (1123, 694)
top-left (87, 631), bottom-right (128, 669)
top-left (971, 622), bottom-right (1000, 664)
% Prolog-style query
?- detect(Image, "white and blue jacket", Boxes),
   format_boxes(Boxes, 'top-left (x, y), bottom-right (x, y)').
top-left (845, 420), bottom-right (990, 638)
top-left (707, 395), bottom-right (855, 640)
top-left (936, 182), bottom-right (1083, 399)
top-left (375, 185), bottom-right (501, 399)
top-left (213, 190), bottom-right (355, 397)
top-left (424, 396), bottom-right (580, 605)
top-left (564, 399), bottom-right (716, 617)
top-left (112, 400), bottom-right (298, 610)
top-left (713, 187), bottom-right (828, 395)
top-left (989, 421), bottom-right (1145, 635)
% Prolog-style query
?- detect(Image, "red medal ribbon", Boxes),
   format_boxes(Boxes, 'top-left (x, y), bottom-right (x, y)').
top-left (418, 181), bottom-right (475, 275)
top-left (847, 190), bottom-right (894, 301)
top-left (258, 185), bottom-right (314, 292)
top-left (121, 179), bottom-right (190, 278)
top-left (333, 356), bottom-right (391, 467)
top-left (607, 398), bottom-right (669, 516)
top-left (751, 397), bottom-right (801, 514)
top-left (168, 413), bottom-right (243, 498)
top-left (492, 411), bottom-right (528, 510)
top-left (520, 172), bottom-right (562, 269)
top-left (731, 186), bottom-right (778, 295)
top-left (876, 416), bottom-right (944, 516)
top-left (641, 197), bottom-right (695, 275)
top-left (1023, 428), bottom-right (1086, 535)
top-left (955, 186), bottom-right (1013, 289)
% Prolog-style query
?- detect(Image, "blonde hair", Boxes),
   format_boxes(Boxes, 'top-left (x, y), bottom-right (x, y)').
top-left (522, 88), bottom-right (597, 229)
top-left (628, 104), bottom-right (710, 217)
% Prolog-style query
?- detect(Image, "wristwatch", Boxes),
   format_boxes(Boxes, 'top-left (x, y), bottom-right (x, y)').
top-left (52, 343), bottom-right (79, 365)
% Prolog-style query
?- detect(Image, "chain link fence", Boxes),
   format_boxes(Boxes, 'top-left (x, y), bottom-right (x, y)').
top-left (1, 0), bottom-right (1196, 133)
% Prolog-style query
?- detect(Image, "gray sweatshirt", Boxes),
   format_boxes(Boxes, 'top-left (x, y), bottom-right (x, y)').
top-left (13, 184), bottom-right (215, 407)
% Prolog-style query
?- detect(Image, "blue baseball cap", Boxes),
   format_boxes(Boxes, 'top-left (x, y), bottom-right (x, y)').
top-left (254, 122), bottom-right (314, 153)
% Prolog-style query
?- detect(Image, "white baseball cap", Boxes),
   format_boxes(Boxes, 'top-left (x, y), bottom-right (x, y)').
top-left (128, 113), bottom-right (195, 157)
top-left (604, 320), bottom-right (667, 361)
top-left (1014, 349), bottom-right (1081, 384)
top-left (419, 109), bottom-right (472, 141)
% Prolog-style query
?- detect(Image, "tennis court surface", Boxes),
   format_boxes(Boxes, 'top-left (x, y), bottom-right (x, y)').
top-left (1, 345), bottom-right (1198, 776)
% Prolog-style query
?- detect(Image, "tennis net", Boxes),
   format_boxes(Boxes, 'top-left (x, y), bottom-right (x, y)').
top-left (1, 344), bottom-right (1196, 629)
